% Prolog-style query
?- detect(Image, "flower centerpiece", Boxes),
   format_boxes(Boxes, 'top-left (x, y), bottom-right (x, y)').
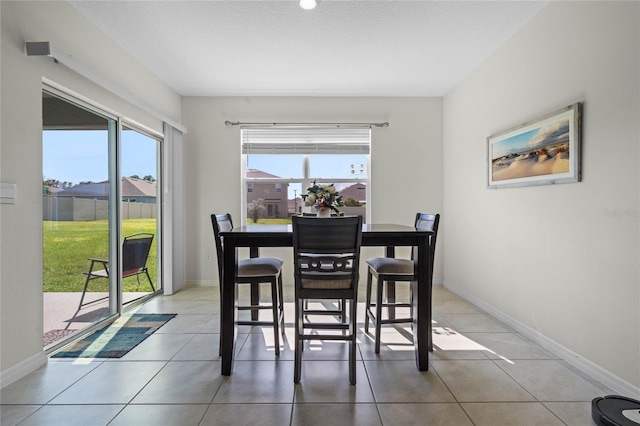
top-left (302, 181), bottom-right (343, 216)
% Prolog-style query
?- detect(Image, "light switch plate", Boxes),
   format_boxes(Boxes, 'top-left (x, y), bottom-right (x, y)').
top-left (0, 182), bottom-right (17, 204)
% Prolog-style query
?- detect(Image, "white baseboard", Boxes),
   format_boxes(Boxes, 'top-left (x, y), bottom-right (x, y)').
top-left (443, 280), bottom-right (640, 398)
top-left (1, 351), bottom-right (47, 389)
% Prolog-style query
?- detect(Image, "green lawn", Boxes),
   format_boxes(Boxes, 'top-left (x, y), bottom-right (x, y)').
top-left (44, 217), bottom-right (289, 292)
top-left (246, 218), bottom-right (292, 225)
top-left (43, 219), bottom-right (157, 292)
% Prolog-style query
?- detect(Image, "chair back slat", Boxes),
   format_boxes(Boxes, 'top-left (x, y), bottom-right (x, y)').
top-left (293, 216), bottom-right (362, 254)
top-left (411, 213), bottom-right (440, 277)
top-left (292, 216), bottom-right (362, 292)
top-left (210, 213), bottom-right (233, 284)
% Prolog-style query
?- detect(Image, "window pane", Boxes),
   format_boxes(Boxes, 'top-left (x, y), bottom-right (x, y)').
top-left (242, 129), bottom-right (370, 225)
top-left (308, 181), bottom-right (367, 220)
top-left (289, 182), bottom-right (303, 216)
top-left (121, 126), bottom-right (160, 304)
top-left (246, 154), bottom-right (303, 178)
top-left (309, 154), bottom-right (367, 179)
top-left (246, 181), bottom-right (292, 223)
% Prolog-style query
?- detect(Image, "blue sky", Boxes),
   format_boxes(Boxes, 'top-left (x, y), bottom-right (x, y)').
top-left (491, 119), bottom-right (570, 160)
top-left (492, 127), bottom-right (540, 159)
top-left (43, 130), bottom-right (157, 184)
top-left (43, 131), bottom-right (365, 199)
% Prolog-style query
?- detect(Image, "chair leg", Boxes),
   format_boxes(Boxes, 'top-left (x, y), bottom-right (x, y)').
top-left (145, 269), bottom-right (155, 291)
top-left (349, 298), bottom-right (357, 385)
top-left (135, 274), bottom-right (142, 291)
top-left (294, 298), bottom-right (302, 384)
top-left (270, 279), bottom-right (280, 357)
top-left (251, 283), bottom-right (260, 321)
top-left (78, 274), bottom-right (92, 309)
top-left (365, 270), bottom-right (373, 333)
top-left (409, 281), bottom-right (414, 327)
top-left (277, 274), bottom-right (285, 334)
top-left (375, 277), bottom-right (384, 354)
top-left (218, 282), bottom-right (224, 356)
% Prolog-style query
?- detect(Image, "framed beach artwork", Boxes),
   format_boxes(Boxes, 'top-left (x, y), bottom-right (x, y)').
top-left (487, 103), bottom-right (582, 189)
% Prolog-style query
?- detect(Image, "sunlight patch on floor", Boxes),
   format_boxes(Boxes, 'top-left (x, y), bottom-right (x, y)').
top-left (433, 326), bottom-right (492, 352)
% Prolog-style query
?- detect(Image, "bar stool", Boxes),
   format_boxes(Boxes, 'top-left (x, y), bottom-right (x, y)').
top-left (364, 213), bottom-right (440, 353)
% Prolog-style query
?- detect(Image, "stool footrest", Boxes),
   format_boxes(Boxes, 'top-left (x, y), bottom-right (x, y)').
top-left (237, 305), bottom-right (274, 310)
top-left (302, 322), bottom-right (349, 330)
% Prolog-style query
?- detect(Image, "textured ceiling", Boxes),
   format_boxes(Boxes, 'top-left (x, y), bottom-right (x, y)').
top-left (69, 0), bottom-right (548, 97)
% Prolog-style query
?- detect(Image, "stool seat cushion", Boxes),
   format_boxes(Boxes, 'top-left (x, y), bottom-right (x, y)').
top-left (366, 257), bottom-right (414, 275)
top-left (238, 257), bottom-right (284, 277)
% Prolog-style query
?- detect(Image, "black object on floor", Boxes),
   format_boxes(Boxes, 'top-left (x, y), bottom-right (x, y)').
top-left (592, 395), bottom-right (640, 426)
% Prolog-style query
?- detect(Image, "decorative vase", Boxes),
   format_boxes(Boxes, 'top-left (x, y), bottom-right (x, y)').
top-left (316, 208), bottom-right (331, 218)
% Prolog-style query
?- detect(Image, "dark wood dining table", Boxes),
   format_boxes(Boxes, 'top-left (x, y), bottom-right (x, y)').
top-left (219, 223), bottom-right (434, 376)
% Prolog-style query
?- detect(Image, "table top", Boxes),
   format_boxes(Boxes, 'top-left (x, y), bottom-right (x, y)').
top-left (222, 223), bottom-right (433, 235)
top-left (220, 223), bottom-right (433, 247)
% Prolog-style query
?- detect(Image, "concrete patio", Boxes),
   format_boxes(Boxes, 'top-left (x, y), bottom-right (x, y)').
top-left (43, 291), bottom-right (153, 347)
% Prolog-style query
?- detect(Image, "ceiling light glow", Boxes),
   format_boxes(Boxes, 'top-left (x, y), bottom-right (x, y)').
top-left (300, 0), bottom-right (316, 10)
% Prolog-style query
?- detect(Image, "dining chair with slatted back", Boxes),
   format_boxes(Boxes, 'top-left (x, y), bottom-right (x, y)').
top-left (364, 213), bottom-right (440, 353)
top-left (292, 215), bottom-right (363, 385)
top-left (300, 213), bottom-right (346, 318)
top-left (211, 213), bottom-right (285, 356)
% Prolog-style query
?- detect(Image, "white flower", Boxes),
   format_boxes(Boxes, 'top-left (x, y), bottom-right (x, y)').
top-left (304, 194), bottom-right (316, 206)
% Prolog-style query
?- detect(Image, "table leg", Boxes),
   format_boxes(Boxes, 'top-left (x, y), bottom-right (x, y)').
top-left (221, 241), bottom-right (238, 376)
top-left (413, 235), bottom-right (431, 371)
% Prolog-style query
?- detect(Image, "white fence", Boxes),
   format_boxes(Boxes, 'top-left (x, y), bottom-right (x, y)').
top-left (43, 196), bottom-right (156, 221)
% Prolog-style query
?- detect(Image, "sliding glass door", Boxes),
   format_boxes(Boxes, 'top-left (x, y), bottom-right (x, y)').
top-left (42, 91), bottom-right (117, 347)
top-left (121, 125), bottom-right (161, 305)
top-left (42, 89), bottom-right (162, 350)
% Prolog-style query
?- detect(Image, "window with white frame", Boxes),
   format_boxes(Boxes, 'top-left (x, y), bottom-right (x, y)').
top-left (242, 127), bottom-right (370, 224)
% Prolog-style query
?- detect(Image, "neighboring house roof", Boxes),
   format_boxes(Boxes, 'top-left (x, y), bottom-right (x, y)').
top-left (286, 184), bottom-right (366, 204)
top-left (338, 183), bottom-right (366, 202)
top-left (247, 169), bottom-right (281, 179)
top-left (122, 177), bottom-right (156, 197)
top-left (58, 181), bottom-right (109, 197)
top-left (56, 177), bottom-right (156, 198)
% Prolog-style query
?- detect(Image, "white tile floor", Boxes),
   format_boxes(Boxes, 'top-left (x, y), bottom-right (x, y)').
top-left (2, 286), bottom-right (609, 425)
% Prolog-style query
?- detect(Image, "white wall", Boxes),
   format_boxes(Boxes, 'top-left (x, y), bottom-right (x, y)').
top-left (0, 1), bottom-right (181, 381)
top-left (181, 97), bottom-right (443, 286)
top-left (443, 1), bottom-right (639, 392)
